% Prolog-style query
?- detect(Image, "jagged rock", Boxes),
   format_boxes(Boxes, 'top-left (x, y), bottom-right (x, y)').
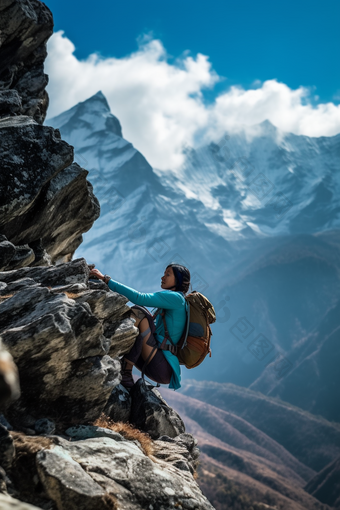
top-left (5, 244), bottom-right (35, 271)
top-left (0, 117), bottom-right (100, 265)
top-left (0, 237), bottom-right (34, 272)
top-left (0, 90), bottom-right (23, 117)
top-left (0, 120), bottom-right (99, 268)
top-left (0, 236), bottom-right (15, 272)
top-left (27, 238), bottom-right (51, 267)
top-left (130, 379), bottom-right (186, 439)
top-left (0, 259), bottom-right (132, 427)
top-left (105, 317), bottom-right (138, 358)
top-left (37, 448), bottom-right (108, 510)
top-left (0, 116), bottom-right (72, 223)
top-left (0, 282), bottom-right (7, 294)
top-left (88, 279), bottom-right (110, 291)
top-left (0, 0), bottom-right (53, 123)
top-left (0, 493), bottom-right (43, 510)
top-left (32, 435), bottom-right (214, 510)
top-left (0, 257), bottom-right (89, 287)
top-left (50, 282), bottom-right (87, 294)
top-left (3, 278), bottom-right (40, 293)
top-left (154, 433), bottom-right (200, 475)
top-left (73, 289), bottom-right (130, 321)
top-left (104, 384), bottom-right (132, 422)
top-left (0, 340), bottom-right (20, 408)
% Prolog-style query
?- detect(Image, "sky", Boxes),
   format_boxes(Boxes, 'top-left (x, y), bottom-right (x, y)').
top-left (44, 0), bottom-right (340, 169)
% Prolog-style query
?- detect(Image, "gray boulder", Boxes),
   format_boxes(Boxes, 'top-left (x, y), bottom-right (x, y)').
top-left (104, 384), bottom-right (132, 422)
top-left (37, 447), bottom-right (108, 510)
top-left (32, 435), bottom-right (214, 510)
top-left (154, 433), bottom-right (200, 475)
top-left (130, 379), bottom-right (185, 439)
top-left (0, 90), bottom-right (23, 118)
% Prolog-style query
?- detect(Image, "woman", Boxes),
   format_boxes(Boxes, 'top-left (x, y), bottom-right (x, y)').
top-left (89, 263), bottom-right (191, 390)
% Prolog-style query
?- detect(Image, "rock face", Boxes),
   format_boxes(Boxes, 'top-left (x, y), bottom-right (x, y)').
top-left (0, 254), bottom-right (213, 509)
top-left (0, 1), bottom-right (100, 267)
top-left (0, 258), bottom-right (137, 429)
top-left (0, 0), bottom-right (53, 123)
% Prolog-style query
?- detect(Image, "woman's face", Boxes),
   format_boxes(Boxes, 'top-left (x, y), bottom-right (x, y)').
top-left (161, 266), bottom-right (176, 290)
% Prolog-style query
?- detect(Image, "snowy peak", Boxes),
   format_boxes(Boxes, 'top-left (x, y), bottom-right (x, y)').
top-left (48, 91), bottom-right (122, 138)
top-left (87, 90), bottom-right (111, 110)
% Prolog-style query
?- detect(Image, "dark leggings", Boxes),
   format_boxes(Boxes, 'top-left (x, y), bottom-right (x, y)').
top-left (125, 307), bottom-right (173, 384)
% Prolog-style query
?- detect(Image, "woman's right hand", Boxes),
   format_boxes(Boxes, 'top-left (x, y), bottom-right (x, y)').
top-left (89, 268), bottom-right (104, 280)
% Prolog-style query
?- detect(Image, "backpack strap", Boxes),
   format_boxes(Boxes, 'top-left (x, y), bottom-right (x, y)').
top-left (152, 297), bottom-right (189, 356)
top-left (176, 300), bottom-right (190, 351)
top-left (155, 310), bottom-right (177, 355)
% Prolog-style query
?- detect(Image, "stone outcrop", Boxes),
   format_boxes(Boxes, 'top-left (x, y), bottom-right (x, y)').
top-left (105, 380), bottom-right (187, 439)
top-left (2, 429), bottom-right (213, 510)
top-left (130, 379), bottom-right (186, 439)
top-left (0, 116), bottom-right (100, 266)
top-left (0, 258), bottom-right (137, 430)
top-left (0, 0), bottom-right (100, 267)
top-left (0, 255), bottom-right (213, 509)
top-left (0, 0), bottom-right (53, 124)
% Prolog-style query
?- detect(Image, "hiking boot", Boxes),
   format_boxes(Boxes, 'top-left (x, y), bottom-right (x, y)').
top-left (120, 359), bottom-right (134, 389)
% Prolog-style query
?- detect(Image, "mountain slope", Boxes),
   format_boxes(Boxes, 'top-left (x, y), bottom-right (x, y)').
top-left (305, 456), bottom-right (340, 508)
top-left (250, 292), bottom-right (340, 423)
top-left (161, 388), bottom-right (331, 510)
top-left (177, 380), bottom-right (340, 472)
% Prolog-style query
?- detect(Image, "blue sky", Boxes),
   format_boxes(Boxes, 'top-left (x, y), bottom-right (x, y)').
top-left (45, 0), bottom-right (340, 104)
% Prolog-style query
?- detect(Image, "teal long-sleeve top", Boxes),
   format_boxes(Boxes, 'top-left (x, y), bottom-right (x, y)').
top-left (107, 278), bottom-right (187, 390)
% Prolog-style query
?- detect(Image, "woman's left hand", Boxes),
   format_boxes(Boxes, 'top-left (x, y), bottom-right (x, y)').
top-left (89, 268), bottom-right (104, 280)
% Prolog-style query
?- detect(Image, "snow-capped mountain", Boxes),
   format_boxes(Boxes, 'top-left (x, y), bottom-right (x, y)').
top-left (48, 91), bottom-right (340, 388)
top-left (48, 91), bottom-right (234, 294)
top-left (159, 119), bottom-right (340, 239)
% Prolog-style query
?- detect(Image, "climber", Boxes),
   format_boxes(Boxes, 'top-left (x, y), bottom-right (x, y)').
top-left (89, 264), bottom-right (190, 390)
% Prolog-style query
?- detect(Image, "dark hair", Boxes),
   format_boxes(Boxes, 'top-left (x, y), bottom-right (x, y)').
top-left (166, 263), bottom-right (191, 295)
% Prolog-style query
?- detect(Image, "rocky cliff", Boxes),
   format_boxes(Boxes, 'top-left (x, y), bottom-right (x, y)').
top-left (0, 1), bottom-right (214, 509)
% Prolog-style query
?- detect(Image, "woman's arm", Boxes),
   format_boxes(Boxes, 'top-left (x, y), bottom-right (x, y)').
top-left (89, 268), bottom-right (183, 309)
top-left (108, 279), bottom-right (184, 309)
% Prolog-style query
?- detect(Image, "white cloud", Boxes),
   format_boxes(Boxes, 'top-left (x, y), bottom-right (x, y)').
top-left (45, 31), bottom-right (340, 170)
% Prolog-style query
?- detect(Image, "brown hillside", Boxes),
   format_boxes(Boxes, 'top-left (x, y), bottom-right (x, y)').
top-left (161, 389), bottom-right (331, 510)
top-left (177, 380), bottom-right (340, 471)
